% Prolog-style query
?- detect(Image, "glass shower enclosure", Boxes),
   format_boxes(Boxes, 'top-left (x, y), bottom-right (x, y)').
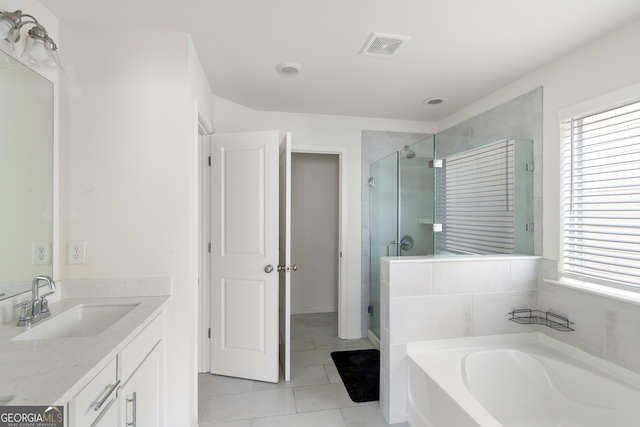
top-left (368, 136), bottom-right (534, 339)
top-left (369, 137), bottom-right (435, 338)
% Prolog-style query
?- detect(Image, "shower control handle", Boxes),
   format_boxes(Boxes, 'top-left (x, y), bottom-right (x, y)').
top-left (264, 265), bottom-right (274, 273)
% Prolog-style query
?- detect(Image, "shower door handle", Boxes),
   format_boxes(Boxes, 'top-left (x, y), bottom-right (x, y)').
top-left (386, 241), bottom-right (401, 256)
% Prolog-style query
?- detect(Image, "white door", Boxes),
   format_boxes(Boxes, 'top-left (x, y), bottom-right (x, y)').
top-left (210, 130), bottom-right (280, 383)
top-left (278, 133), bottom-right (292, 382)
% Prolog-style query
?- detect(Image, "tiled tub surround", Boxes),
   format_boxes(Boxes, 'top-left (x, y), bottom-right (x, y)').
top-left (538, 260), bottom-right (640, 377)
top-left (0, 278), bottom-right (170, 405)
top-left (379, 256), bottom-right (540, 424)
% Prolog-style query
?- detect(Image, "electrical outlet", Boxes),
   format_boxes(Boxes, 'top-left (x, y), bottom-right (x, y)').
top-left (68, 240), bottom-right (86, 264)
top-left (32, 241), bottom-right (51, 265)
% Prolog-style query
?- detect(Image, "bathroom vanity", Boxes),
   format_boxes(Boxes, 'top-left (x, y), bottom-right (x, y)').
top-left (0, 294), bottom-right (169, 426)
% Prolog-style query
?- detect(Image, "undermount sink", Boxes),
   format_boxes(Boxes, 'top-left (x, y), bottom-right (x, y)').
top-left (13, 303), bottom-right (139, 341)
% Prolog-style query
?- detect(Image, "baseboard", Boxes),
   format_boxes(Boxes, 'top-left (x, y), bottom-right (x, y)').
top-left (290, 307), bottom-right (338, 315)
top-left (368, 329), bottom-right (381, 350)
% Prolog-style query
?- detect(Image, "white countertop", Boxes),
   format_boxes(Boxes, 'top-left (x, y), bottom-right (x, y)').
top-left (0, 295), bottom-right (170, 406)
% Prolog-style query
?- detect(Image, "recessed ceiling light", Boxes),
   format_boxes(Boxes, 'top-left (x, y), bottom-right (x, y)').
top-left (423, 97), bottom-right (445, 105)
top-left (276, 62), bottom-right (302, 76)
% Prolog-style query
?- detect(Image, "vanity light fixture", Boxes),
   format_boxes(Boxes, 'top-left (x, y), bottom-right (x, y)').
top-left (0, 10), bottom-right (63, 72)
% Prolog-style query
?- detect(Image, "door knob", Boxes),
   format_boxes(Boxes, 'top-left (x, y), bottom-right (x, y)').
top-left (264, 265), bottom-right (274, 273)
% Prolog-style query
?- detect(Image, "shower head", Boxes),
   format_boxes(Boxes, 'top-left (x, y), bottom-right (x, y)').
top-left (403, 145), bottom-right (416, 158)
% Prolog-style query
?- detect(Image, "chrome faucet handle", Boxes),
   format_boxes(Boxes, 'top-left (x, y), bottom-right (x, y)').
top-left (13, 300), bottom-right (31, 308)
top-left (39, 291), bottom-right (54, 314)
top-left (13, 300), bottom-right (33, 326)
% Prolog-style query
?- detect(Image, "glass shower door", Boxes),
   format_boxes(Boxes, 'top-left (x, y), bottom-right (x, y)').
top-left (369, 152), bottom-right (398, 339)
top-left (399, 137), bottom-right (435, 257)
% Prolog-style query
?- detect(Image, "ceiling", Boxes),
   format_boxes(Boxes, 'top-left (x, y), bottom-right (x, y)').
top-left (40, 0), bottom-right (640, 122)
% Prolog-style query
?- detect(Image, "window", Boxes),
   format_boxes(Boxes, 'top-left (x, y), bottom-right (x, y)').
top-left (562, 100), bottom-right (640, 290)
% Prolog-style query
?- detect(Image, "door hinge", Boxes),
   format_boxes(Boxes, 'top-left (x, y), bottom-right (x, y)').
top-left (208, 328), bottom-right (211, 339)
top-left (429, 159), bottom-right (443, 168)
top-left (208, 242), bottom-right (211, 253)
top-left (208, 156), bottom-right (211, 166)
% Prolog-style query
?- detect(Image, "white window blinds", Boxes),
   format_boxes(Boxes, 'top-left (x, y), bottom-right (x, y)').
top-left (435, 140), bottom-right (515, 255)
top-left (562, 100), bottom-right (640, 289)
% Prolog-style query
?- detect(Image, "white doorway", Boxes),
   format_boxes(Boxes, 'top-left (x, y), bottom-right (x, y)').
top-left (290, 153), bottom-right (340, 315)
top-left (198, 141), bottom-right (348, 375)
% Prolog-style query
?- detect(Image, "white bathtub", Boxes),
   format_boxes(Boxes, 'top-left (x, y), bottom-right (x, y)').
top-left (406, 332), bottom-right (640, 427)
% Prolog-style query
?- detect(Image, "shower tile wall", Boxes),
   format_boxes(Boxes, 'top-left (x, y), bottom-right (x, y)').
top-left (438, 88), bottom-right (543, 254)
top-left (538, 260), bottom-right (640, 375)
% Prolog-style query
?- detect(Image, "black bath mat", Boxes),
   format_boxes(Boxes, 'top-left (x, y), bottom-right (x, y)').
top-left (331, 349), bottom-right (380, 403)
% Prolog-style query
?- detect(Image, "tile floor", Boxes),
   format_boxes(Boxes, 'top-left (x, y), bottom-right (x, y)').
top-left (198, 312), bottom-right (392, 426)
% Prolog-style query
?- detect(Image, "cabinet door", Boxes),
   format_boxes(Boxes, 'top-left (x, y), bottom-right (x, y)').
top-left (69, 357), bottom-right (118, 427)
top-left (120, 343), bottom-right (163, 427)
top-left (91, 399), bottom-right (118, 427)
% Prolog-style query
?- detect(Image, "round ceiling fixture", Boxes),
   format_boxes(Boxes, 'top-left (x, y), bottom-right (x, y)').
top-left (276, 62), bottom-right (302, 76)
top-left (423, 97), bottom-right (445, 105)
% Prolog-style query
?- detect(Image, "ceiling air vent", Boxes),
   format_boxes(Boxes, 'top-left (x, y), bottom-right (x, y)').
top-left (361, 33), bottom-right (410, 58)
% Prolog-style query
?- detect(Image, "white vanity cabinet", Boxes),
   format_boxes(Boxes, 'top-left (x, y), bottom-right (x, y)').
top-left (68, 311), bottom-right (164, 427)
top-left (118, 312), bottom-right (164, 427)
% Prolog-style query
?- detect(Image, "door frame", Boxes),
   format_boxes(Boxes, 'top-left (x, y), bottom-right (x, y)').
top-left (198, 123), bottom-right (213, 373)
top-left (198, 141), bottom-right (349, 373)
top-left (292, 144), bottom-right (348, 339)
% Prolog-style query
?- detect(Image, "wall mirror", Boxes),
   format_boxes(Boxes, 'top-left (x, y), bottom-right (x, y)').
top-left (0, 50), bottom-right (54, 301)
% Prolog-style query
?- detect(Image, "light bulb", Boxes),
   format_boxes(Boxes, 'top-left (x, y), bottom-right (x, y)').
top-left (0, 17), bottom-right (18, 51)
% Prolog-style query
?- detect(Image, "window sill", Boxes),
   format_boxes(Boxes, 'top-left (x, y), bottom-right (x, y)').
top-left (543, 278), bottom-right (640, 306)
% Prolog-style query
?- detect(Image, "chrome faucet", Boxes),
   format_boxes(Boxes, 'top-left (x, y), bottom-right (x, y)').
top-left (14, 276), bottom-right (56, 326)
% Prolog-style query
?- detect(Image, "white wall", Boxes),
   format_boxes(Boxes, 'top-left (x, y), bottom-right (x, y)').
top-left (58, 23), bottom-right (211, 426)
top-left (437, 16), bottom-right (640, 261)
top-left (291, 153), bottom-right (339, 314)
top-left (213, 100), bottom-right (435, 338)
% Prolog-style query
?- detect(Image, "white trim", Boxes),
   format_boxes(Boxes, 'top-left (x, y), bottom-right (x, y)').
top-left (198, 114), bottom-right (214, 135)
top-left (543, 278), bottom-right (640, 306)
top-left (290, 307), bottom-right (338, 315)
top-left (292, 144), bottom-right (350, 340)
top-left (558, 81), bottom-right (640, 121)
top-left (198, 130), bottom-right (212, 374)
top-left (367, 329), bottom-right (380, 350)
